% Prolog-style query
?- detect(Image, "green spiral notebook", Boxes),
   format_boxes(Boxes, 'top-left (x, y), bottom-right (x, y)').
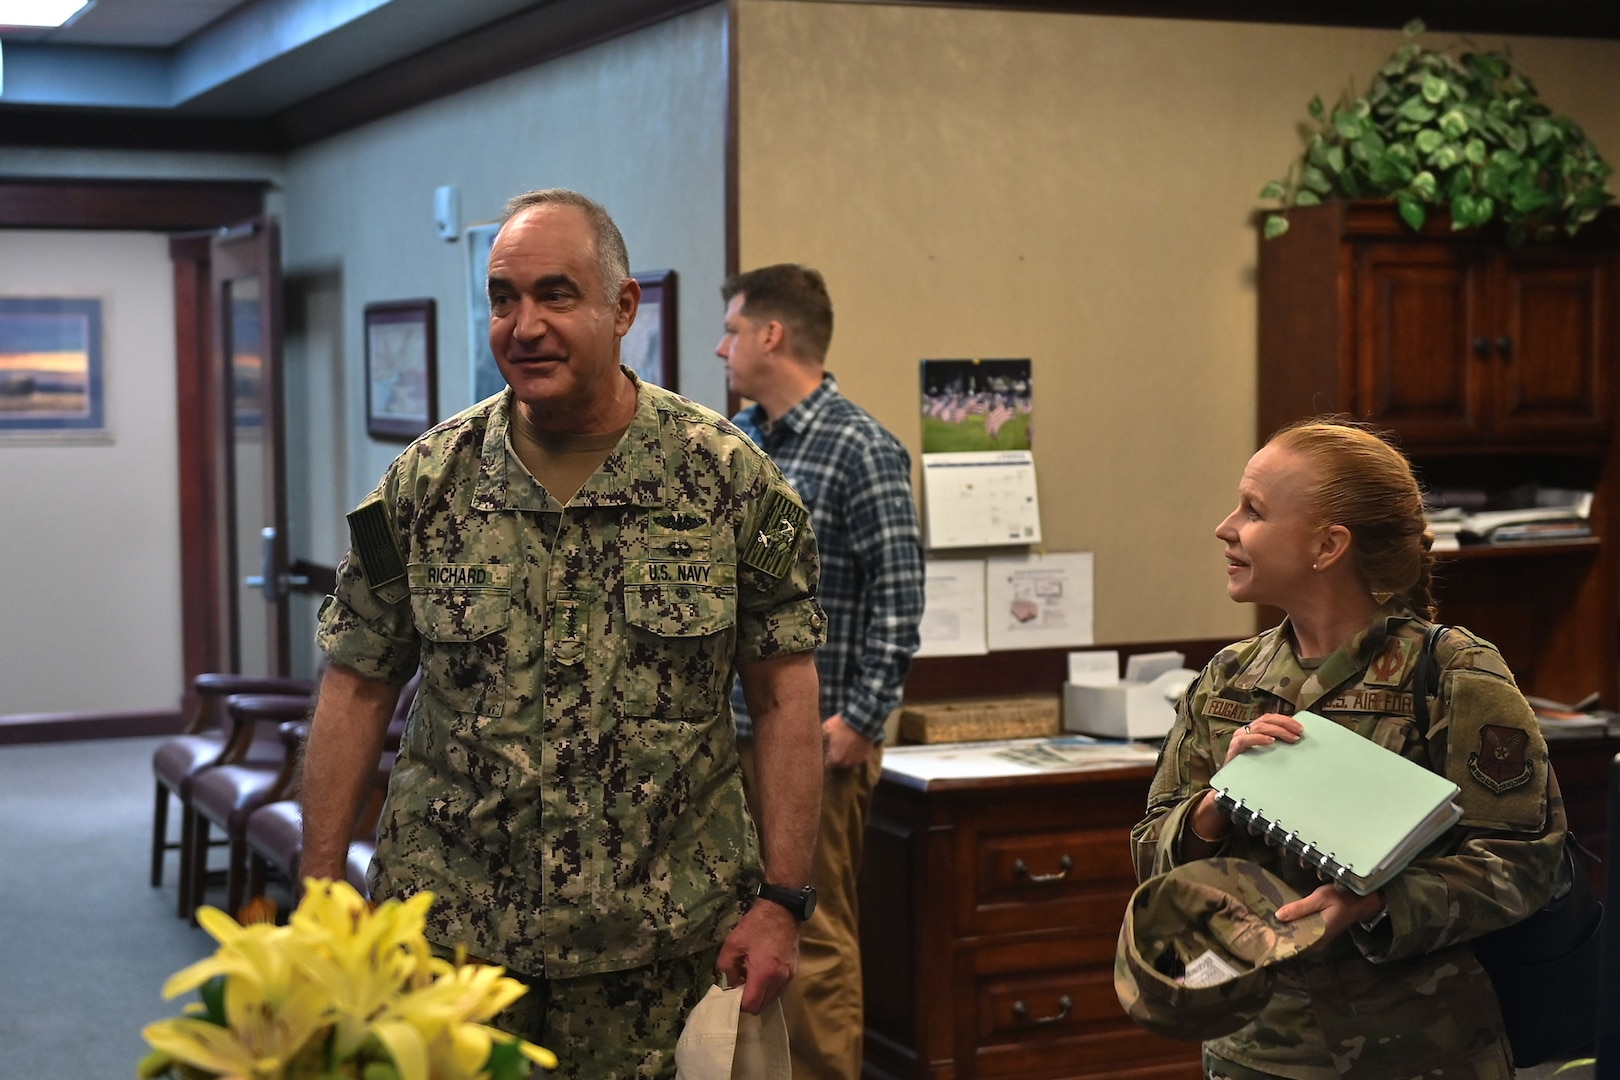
top-left (1208, 709), bottom-right (1462, 895)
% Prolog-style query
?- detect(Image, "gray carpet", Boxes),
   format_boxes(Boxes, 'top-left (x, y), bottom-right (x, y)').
top-left (0, 735), bottom-right (1596, 1080)
top-left (0, 736), bottom-right (218, 1080)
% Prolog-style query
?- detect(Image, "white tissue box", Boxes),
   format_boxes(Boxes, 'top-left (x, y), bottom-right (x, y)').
top-left (1062, 667), bottom-right (1193, 740)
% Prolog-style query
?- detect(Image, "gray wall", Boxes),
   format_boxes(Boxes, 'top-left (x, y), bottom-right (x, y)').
top-left (279, 3), bottom-right (731, 594)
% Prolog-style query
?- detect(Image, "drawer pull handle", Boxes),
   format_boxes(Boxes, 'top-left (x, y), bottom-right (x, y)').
top-left (1013, 854), bottom-right (1073, 883)
top-left (1013, 995), bottom-right (1073, 1025)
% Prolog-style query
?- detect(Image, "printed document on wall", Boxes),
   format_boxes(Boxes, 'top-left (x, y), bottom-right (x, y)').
top-left (915, 559), bottom-right (988, 657)
top-left (922, 450), bottom-right (1042, 549)
top-left (986, 552), bottom-right (1094, 651)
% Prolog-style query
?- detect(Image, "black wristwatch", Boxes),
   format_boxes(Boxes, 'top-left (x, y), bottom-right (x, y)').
top-left (754, 883), bottom-right (817, 921)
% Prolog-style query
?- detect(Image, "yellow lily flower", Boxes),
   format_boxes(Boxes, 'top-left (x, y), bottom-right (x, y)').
top-left (141, 881), bottom-right (556, 1080)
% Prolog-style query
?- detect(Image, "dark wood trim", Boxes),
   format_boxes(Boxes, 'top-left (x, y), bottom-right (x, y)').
top-left (0, 106), bottom-right (282, 154)
top-left (0, 177), bottom-right (267, 231)
top-left (809, 0), bottom-right (1620, 39)
top-left (0, 709), bottom-right (184, 745)
top-left (172, 233), bottom-right (224, 696)
top-left (723, 0), bottom-right (742, 418)
top-left (903, 637), bottom-right (1231, 702)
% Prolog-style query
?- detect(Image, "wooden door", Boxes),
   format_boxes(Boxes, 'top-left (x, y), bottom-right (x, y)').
top-left (211, 219), bottom-right (292, 677)
top-left (1491, 245), bottom-right (1612, 443)
top-left (1353, 241), bottom-right (1489, 445)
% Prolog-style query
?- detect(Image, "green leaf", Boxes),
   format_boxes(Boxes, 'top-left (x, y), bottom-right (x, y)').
top-left (1414, 129), bottom-right (1445, 154)
top-left (1398, 96), bottom-right (1437, 123)
top-left (1263, 214), bottom-right (1290, 240)
top-left (1410, 170), bottom-right (1438, 199)
top-left (1259, 180), bottom-right (1285, 200)
top-left (1529, 117), bottom-right (1562, 147)
top-left (1301, 165), bottom-right (1332, 194)
top-left (1452, 192), bottom-right (1479, 228)
top-left (1420, 72), bottom-right (1450, 104)
top-left (1429, 144), bottom-right (1461, 170)
top-left (1396, 194), bottom-right (1427, 231)
top-left (1333, 109), bottom-right (1364, 139)
top-left (1293, 190), bottom-right (1322, 207)
top-left (1307, 95), bottom-right (1325, 120)
top-left (1438, 109), bottom-right (1469, 138)
top-left (1325, 145), bottom-right (1346, 175)
top-left (1464, 137), bottom-right (1488, 165)
top-left (1403, 17), bottom-right (1426, 36)
top-left (197, 975), bottom-right (230, 1027)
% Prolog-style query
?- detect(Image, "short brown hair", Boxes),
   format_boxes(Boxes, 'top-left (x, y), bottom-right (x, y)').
top-left (502, 188), bottom-right (630, 303)
top-left (1268, 416), bottom-right (1436, 617)
top-left (721, 264), bottom-right (834, 361)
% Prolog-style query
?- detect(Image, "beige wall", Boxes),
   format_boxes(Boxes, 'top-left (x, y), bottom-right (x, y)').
top-left (0, 231), bottom-right (184, 714)
top-left (736, 1), bottom-right (1620, 646)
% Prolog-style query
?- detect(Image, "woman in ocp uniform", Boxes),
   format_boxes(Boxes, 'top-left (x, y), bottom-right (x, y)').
top-left (1130, 418), bottom-right (1565, 1080)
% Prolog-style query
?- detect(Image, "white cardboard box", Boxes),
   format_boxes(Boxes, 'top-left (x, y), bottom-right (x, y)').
top-left (1062, 668), bottom-right (1196, 740)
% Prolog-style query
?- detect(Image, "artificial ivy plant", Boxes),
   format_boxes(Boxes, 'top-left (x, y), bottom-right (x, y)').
top-left (1260, 20), bottom-right (1613, 243)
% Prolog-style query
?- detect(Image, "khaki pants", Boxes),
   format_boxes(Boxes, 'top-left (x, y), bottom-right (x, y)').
top-left (740, 740), bottom-right (884, 1080)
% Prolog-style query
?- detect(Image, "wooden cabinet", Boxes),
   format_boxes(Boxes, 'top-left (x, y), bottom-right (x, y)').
top-left (1258, 201), bottom-right (1620, 707)
top-left (1353, 239), bottom-right (1611, 445)
top-left (859, 766), bottom-right (1201, 1080)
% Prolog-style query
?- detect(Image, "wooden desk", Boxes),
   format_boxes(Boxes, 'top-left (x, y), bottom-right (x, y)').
top-left (858, 731), bottom-right (1619, 1079)
top-left (858, 756), bottom-right (1202, 1080)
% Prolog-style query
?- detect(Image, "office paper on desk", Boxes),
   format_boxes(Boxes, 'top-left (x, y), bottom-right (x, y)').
top-left (882, 736), bottom-right (1160, 784)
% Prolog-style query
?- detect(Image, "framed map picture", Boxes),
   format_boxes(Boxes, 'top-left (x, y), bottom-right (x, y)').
top-left (364, 298), bottom-right (436, 441)
top-left (624, 269), bottom-right (677, 390)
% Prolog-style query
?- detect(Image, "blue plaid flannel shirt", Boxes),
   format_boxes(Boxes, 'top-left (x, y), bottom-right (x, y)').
top-left (730, 375), bottom-right (925, 743)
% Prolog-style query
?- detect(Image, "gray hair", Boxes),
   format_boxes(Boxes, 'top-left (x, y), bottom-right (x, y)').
top-left (501, 188), bottom-right (631, 303)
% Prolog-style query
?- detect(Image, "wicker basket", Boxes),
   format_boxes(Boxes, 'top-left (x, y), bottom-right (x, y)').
top-left (897, 695), bottom-right (1062, 745)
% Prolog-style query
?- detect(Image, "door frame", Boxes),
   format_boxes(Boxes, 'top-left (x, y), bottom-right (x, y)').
top-left (0, 177), bottom-right (270, 705)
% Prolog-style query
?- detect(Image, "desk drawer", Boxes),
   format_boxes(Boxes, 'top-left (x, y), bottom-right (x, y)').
top-left (958, 937), bottom-right (1202, 1079)
top-left (965, 825), bottom-right (1138, 937)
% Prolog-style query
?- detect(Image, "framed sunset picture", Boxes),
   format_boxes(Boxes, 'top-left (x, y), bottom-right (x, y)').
top-left (0, 297), bottom-right (104, 438)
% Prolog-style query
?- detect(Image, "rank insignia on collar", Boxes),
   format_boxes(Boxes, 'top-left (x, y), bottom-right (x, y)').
top-left (1467, 724), bottom-right (1533, 793)
top-left (742, 488), bottom-right (808, 578)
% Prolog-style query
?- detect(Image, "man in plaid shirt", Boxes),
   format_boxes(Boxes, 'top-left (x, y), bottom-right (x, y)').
top-left (716, 264), bottom-right (925, 1078)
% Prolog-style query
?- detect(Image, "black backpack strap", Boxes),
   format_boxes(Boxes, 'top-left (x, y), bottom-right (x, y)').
top-left (1411, 623), bottom-right (1451, 738)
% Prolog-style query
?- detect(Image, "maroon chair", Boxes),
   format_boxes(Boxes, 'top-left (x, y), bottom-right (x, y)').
top-left (184, 693), bottom-right (315, 920)
top-left (151, 673), bottom-right (314, 897)
top-left (240, 671), bottom-right (420, 912)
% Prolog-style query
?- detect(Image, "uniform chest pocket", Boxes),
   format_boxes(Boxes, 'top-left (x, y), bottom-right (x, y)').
top-left (622, 578), bottom-right (736, 718)
top-left (409, 563), bottom-right (512, 717)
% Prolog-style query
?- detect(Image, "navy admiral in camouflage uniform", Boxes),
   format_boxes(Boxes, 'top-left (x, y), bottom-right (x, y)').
top-left (300, 189), bottom-right (827, 1079)
top-left (1130, 418), bottom-right (1565, 1080)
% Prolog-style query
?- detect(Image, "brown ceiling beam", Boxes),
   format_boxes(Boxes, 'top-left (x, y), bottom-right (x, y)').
top-left (0, 177), bottom-right (268, 230)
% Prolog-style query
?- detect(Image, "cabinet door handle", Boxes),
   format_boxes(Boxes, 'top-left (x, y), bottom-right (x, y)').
top-left (1496, 336), bottom-right (1513, 357)
top-left (1013, 995), bottom-right (1074, 1025)
top-left (1473, 336), bottom-right (1492, 358)
top-left (1013, 854), bottom-right (1074, 883)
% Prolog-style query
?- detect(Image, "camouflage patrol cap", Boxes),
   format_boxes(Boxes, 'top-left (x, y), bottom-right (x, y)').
top-left (1114, 857), bottom-right (1327, 1041)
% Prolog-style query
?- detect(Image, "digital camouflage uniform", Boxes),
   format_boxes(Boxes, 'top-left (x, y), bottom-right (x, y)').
top-left (317, 376), bottom-right (826, 989)
top-left (1129, 602), bottom-right (1565, 1080)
